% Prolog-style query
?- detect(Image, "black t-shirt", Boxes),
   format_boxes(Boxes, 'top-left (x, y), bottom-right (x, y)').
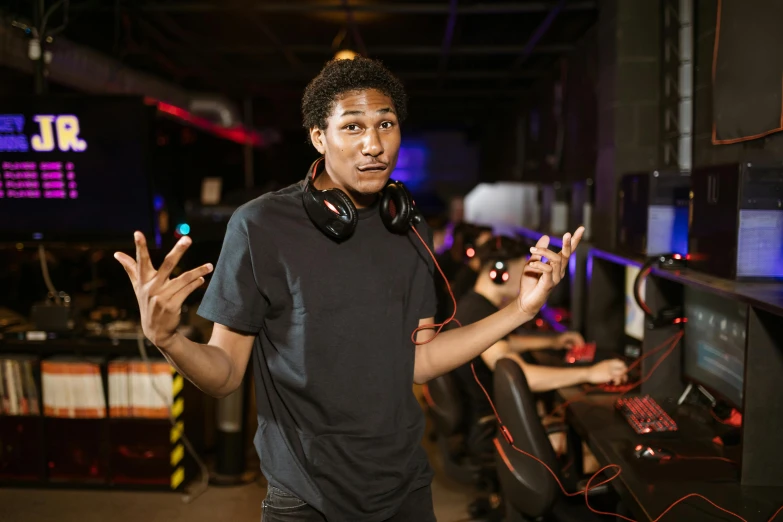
top-left (451, 290), bottom-right (500, 424)
top-left (451, 265), bottom-right (480, 302)
top-left (433, 252), bottom-right (461, 323)
top-left (197, 179), bottom-right (438, 522)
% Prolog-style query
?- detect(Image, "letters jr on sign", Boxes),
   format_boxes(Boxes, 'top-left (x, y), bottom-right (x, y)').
top-left (0, 114), bottom-right (87, 200)
top-left (0, 115), bottom-right (87, 153)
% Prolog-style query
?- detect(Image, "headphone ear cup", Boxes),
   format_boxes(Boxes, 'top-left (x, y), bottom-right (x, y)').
top-left (302, 177), bottom-right (358, 241)
top-left (488, 261), bottom-right (509, 285)
top-left (380, 181), bottom-right (417, 234)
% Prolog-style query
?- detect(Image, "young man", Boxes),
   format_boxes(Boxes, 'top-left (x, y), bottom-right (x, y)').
top-left (114, 57), bottom-right (583, 522)
top-left (451, 236), bottom-right (627, 456)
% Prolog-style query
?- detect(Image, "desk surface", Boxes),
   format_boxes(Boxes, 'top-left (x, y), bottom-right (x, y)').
top-left (533, 350), bottom-right (783, 522)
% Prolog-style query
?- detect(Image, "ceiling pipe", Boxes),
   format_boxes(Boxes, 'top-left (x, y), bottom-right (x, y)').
top-left (0, 14), bottom-right (264, 147)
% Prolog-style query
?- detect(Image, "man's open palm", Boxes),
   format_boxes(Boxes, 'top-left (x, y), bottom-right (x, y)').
top-left (114, 232), bottom-right (213, 348)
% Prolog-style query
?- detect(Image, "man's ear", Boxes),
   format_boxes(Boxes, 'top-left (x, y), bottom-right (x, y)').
top-left (310, 127), bottom-right (325, 154)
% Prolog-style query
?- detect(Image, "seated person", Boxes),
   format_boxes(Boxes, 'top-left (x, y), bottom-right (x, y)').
top-left (435, 223), bottom-right (493, 323)
top-left (450, 236), bottom-right (628, 459)
top-left (449, 225), bottom-right (494, 302)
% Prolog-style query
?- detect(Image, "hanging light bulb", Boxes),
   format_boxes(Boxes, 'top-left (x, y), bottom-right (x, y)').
top-left (334, 49), bottom-right (359, 60)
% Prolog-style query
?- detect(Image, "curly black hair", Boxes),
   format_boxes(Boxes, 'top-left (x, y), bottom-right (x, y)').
top-left (475, 236), bottom-right (529, 268)
top-left (301, 56), bottom-right (408, 142)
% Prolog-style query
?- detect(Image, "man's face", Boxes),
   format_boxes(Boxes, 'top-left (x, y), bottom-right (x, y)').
top-left (309, 89), bottom-right (401, 200)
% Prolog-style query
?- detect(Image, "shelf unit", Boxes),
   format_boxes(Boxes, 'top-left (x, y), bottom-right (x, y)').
top-left (0, 335), bottom-right (201, 491)
top-left (513, 226), bottom-right (783, 488)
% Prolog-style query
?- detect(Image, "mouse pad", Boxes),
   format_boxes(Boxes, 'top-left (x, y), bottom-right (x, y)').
top-left (612, 440), bottom-right (739, 484)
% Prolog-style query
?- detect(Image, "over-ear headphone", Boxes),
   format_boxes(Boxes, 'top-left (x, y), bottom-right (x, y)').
top-left (488, 236), bottom-right (511, 285)
top-left (302, 157), bottom-right (420, 241)
top-left (489, 260), bottom-right (510, 285)
top-left (633, 253), bottom-right (688, 328)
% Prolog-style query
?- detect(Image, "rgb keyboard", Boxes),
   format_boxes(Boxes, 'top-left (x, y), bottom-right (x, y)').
top-left (615, 395), bottom-right (678, 435)
top-left (565, 343), bottom-right (596, 364)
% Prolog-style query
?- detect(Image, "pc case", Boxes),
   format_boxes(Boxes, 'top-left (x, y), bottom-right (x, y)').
top-left (689, 162), bottom-right (783, 280)
top-left (570, 178), bottom-right (594, 241)
top-left (617, 170), bottom-right (690, 256)
top-left (539, 183), bottom-right (571, 235)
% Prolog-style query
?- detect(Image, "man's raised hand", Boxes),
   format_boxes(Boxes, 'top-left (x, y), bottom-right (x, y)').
top-left (114, 231), bottom-right (213, 349)
top-left (517, 226), bottom-right (585, 316)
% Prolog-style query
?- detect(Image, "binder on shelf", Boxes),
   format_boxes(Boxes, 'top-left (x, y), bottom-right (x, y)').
top-left (41, 357), bottom-right (106, 419)
top-left (108, 358), bottom-right (173, 419)
top-left (0, 355), bottom-right (40, 416)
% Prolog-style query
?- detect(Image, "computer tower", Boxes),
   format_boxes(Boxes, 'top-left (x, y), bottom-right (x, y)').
top-left (689, 162), bottom-right (783, 280)
top-left (570, 178), bottom-right (594, 241)
top-left (617, 170), bottom-right (690, 256)
top-left (538, 183), bottom-right (570, 235)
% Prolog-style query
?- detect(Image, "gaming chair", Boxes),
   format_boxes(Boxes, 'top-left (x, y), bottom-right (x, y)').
top-left (493, 359), bottom-right (610, 522)
top-left (423, 372), bottom-right (496, 489)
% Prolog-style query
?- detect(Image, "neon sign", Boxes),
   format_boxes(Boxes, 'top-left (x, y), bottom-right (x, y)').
top-left (0, 114), bottom-right (88, 153)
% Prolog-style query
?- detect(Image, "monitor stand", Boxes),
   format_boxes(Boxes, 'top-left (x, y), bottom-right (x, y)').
top-left (677, 382), bottom-right (716, 407)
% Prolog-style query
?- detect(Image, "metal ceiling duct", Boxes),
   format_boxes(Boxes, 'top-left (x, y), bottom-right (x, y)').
top-left (188, 96), bottom-right (242, 128)
top-left (0, 15), bottom-right (248, 133)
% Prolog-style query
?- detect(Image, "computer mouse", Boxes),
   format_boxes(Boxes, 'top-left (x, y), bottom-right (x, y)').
top-left (633, 444), bottom-right (674, 461)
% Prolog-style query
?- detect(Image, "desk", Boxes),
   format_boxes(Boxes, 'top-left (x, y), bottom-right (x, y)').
top-left (532, 350), bottom-right (783, 522)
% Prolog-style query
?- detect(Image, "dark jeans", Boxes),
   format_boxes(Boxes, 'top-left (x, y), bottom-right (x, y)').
top-left (261, 484), bottom-right (436, 522)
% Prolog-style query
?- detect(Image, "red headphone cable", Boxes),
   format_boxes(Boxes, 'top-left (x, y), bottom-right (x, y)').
top-left (547, 331), bottom-right (682, 419)
top-left (409, 225), bottom-right (462, 344)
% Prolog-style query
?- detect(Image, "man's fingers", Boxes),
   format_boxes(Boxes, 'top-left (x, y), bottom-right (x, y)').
top-left (163, 263), bottom-right (213, 297)
top-left (113, 252), bottom-right (138, 283)
top-left (530, 247), bottom-right (562, 276)
top-left (569, 226), bottom-right (585, 253)
top-left (561, 232), bottom-right (573, 258)
top-left (526, 261), bottom-right (553, 273)
top-left (560, 226), bottom-right (586, 260)
top-left (157, 236), bottom-right (193, 281)
top-left (535, 234), bottom-right (551, 250)
top-left (169, 276), bottom-right (207, 309)
top-left (134, 232), bottom-right (154, 281)
top-left (530, 247), bottom-right (561, 264)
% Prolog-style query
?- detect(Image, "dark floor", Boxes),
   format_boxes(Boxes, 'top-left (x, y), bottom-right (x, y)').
top-left (0, 453), bottom-right (474, 522)
top-left (0, 415), bottom-right (477, 522)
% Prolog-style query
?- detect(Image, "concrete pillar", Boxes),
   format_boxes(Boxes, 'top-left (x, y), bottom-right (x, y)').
top-left (593, 0), bottom-right (662, 250)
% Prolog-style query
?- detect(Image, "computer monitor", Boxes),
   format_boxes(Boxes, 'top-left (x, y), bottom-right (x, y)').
top-left (0, 96), bottom-right (157, 245)
top-left (624, 265), bottom-right (646, 342)
top-left (683, 286), bottom-right (747, 408)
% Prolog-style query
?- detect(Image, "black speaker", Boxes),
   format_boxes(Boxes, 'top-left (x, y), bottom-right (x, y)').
top-left (689, 162), bottom-right (783, 280)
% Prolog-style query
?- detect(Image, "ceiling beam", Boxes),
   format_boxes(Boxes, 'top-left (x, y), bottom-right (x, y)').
top-left (196, 44), bottom-right (575, 56)
top-left (511, 0), bottom-right (567, 70)
top-left (437, 0), bottom-right (459, 84)
top-left (72, 2), bottom-right (597, 14)
top-left (408, 89), bottom-right (528, 99)
top-left (240, 69), bottom-right (542, 81)
top-left (340, 0), bottom-right (368, 57)
top-left (249, 87), bottom-right (528, 100)
top-left (249, 17), bottom-right (301, 68)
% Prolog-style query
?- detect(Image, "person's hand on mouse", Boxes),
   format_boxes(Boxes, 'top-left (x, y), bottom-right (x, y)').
top-left (114, 232), bottom-right (214, 349)
top-left (554, 331), bottom-right (585, 350)
top-left (587, 359), bottom-right (629, 385)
